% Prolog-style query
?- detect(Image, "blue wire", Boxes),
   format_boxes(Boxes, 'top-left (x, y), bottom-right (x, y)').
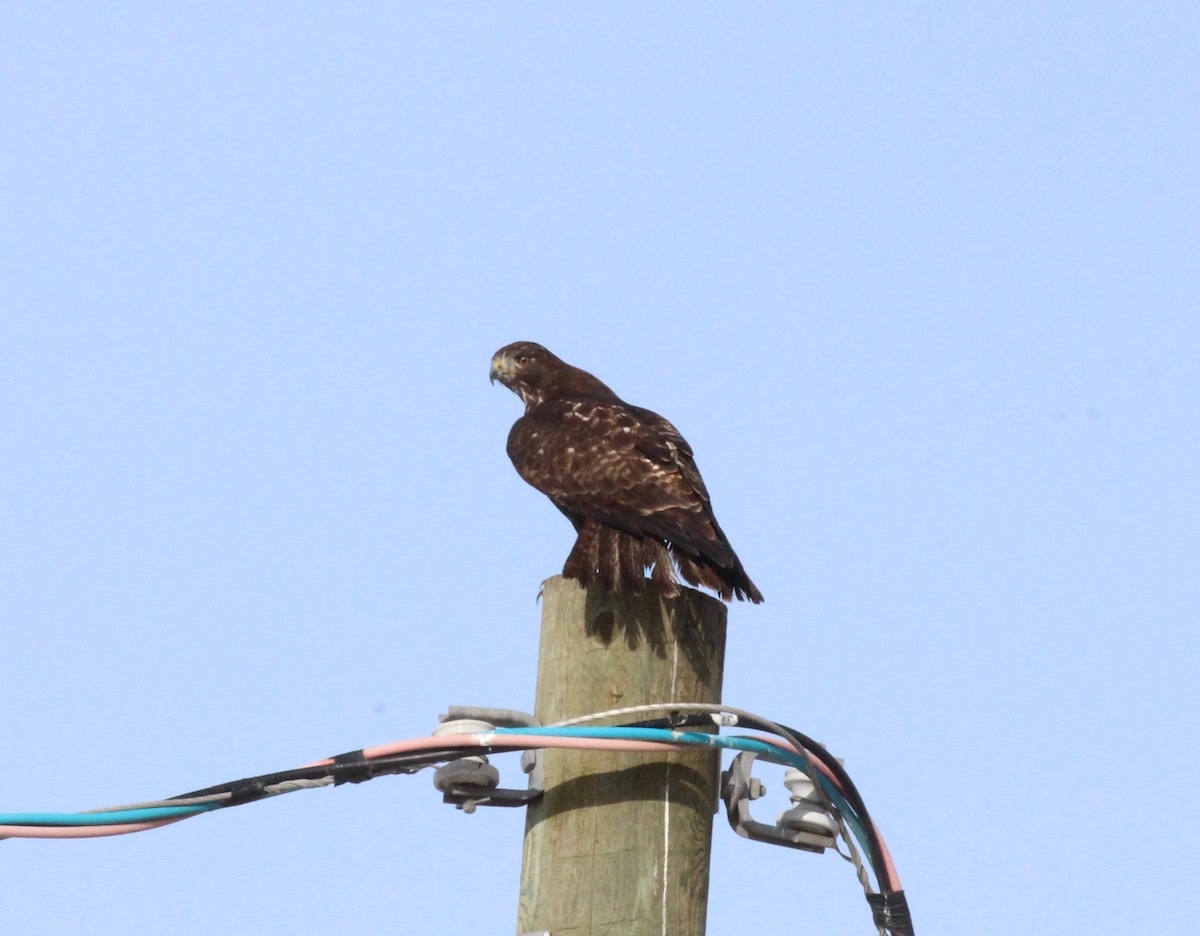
top-left (0, 804), bottom-right (219, 826)
top-left (493, 724), bottom-right (869, 854)
top-left (498, 725), bottom-right (803, 763)
top-left (3, 726), bottom-right (868, 857)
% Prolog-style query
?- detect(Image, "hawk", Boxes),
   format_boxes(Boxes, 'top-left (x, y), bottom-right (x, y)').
top-left (490, 341), bottom-right (763, 603)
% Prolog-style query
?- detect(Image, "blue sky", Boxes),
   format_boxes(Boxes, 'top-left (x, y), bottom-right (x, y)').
top-left (3, 4), bottom-right (1197, 934)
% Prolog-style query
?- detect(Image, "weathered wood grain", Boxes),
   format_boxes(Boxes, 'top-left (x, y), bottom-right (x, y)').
top-left (517, 576), bottom-right (727, 936)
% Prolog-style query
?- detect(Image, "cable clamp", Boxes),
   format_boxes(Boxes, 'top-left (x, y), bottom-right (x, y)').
top-left (719, 751), bottom-right (835, 853)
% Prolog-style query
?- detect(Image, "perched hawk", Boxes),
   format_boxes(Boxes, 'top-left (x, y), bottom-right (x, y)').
top-left (490, 341), bottom-right (763, 603)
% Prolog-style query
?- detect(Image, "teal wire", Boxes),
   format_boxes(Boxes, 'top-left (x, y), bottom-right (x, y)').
top-left (493, 724), bottom-right (869, 853)
top-left (0, 804), bottom-right (219, 826)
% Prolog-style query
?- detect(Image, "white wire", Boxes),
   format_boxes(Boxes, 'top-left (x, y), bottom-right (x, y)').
top-left (551, 700), bottom-right (770, 731)
top-left (84, 793), bottom-right (230, 813)
top-left (264, 777), bottom-right (334, 795)
top-left (551, 701), bottom-right (839, 811)
top-left (83, 778), bottom-right (333, 814)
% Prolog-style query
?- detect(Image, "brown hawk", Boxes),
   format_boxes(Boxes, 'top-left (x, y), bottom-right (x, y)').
top-left (490, 341), bottom-right (763, 603)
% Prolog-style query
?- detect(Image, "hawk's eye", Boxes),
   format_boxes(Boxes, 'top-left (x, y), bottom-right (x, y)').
top-left (516, 354), bottom-right (530, 365)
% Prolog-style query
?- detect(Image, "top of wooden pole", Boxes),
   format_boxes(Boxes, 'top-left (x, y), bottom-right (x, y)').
top-left (518, 575), bottom-right (728, 936)
top-left (532, 574), bottom-right (728, 723)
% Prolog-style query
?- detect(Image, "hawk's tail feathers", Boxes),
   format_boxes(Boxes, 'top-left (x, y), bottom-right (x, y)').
top-left (670, 545), bottom-right (764, 604)
top-left (562, 522), bottom-right (761, 603)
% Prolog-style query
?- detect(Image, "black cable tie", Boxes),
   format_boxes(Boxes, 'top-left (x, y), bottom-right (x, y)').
top-left (331, 750), bottom-right (374, 785)
top-left (866, 890), bottom-right (915, 936)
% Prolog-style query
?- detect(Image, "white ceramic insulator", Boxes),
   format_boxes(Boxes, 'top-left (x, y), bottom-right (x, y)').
top-left (777, 803), bottom-right (837, 835)
top-left (433, 718), bottom-right (494, 736)
top-left (782, 768), bottom-right (817, 801)
top-left (777, 767), bottom-right (836, 835)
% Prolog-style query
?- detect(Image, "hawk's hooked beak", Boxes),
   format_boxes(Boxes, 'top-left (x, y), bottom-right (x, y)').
top-left (489, 355), bottom-right (508, 385)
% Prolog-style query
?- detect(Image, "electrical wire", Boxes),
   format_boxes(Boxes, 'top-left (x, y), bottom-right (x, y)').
top-left (542, 701), bottom-right (900, 893)
top-left (1, 704), bottom-right (912, 934)
top-left (533, 701), bottom-right (914, 935)
top-left (494, 724), bottom-right (872, 855)
top-left (1, 805), bottom-right (217, 825)
top-left (0, 736), bottom-right (695, 838)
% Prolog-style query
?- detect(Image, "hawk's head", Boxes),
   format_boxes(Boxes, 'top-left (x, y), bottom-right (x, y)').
top-left (491, 341), bottom-right (619, 411)
top-left (490, 341), bottom-right (562, 409)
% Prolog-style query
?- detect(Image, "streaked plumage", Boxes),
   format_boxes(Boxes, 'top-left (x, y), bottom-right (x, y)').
top-left (490, 341), bottom-right (763, 603)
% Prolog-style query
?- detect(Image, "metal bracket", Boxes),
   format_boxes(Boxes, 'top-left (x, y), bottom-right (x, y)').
top-left (434, 706), bottom-right (543, 812)
top-left (719, 750), bottom-right (835, 853)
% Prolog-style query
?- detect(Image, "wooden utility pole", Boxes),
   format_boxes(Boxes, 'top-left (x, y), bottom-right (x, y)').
top-left (517, 575), bottom-right (728, 936)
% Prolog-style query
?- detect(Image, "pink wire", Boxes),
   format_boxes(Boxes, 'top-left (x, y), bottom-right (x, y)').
top-left (340, 731), bottom-right (903, 891)
top-left (3, 728), bottom-right (904, 889)
top-left (0, 817), bottom-right (188, 840)
top-left (732, 734), bottom-right (903, 891)
top-left (2, 735), bottom-right (696, 839)
top-left (304, 732), bottom-right (694, 768)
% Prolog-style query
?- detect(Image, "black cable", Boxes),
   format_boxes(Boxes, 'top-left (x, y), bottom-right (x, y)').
top-left (868, 892), bottom-right (916, 936)
top-left (159, 718), bottom-right (914, 934)
top-left (626, 712), bottom-right (913, 935)
top-left (628, 713), bottom-right (882, 879)
top-left (170, 747), bottom-right (485, 806)
top-left (745, 720), bottom-right (884, 878)
top-left (745, 717), bottom-right (914, 935)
